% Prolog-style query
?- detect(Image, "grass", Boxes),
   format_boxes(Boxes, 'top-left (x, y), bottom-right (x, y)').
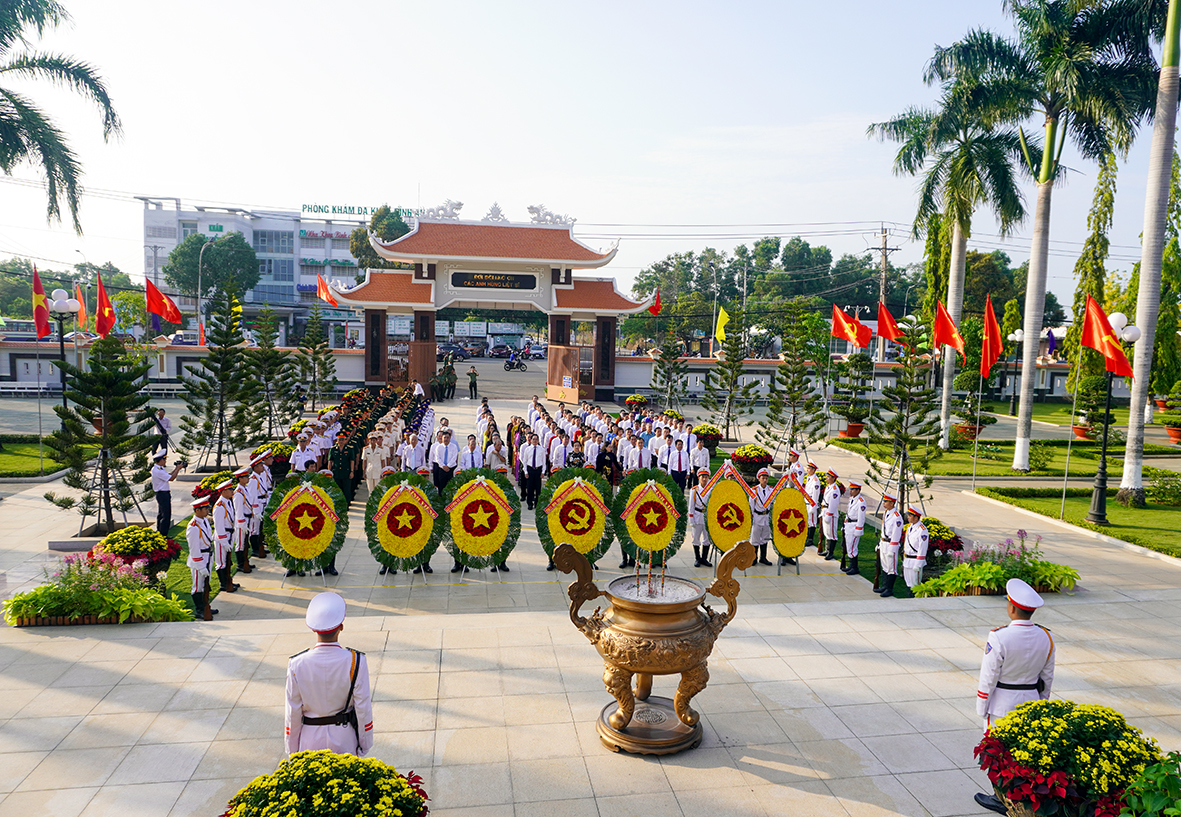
top-left (976, 487), bottom-right (1181, 560)
top-left (0, 442), bottom-right (65, 477)
top-left (827, 437), bottom-right (1120, 477)
top-left (985, 402), bottom-right (1133, 428)
top-left (162, 514), bottom-right (233, 613)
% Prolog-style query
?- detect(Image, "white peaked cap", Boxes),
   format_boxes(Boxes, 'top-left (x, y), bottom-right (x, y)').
top-left (306, 592), bottom-right (346, 633)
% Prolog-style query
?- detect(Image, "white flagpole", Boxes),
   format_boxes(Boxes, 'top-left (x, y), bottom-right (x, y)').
top-left (36, 346), bottom-right (44, 474)
top-left (971, 370), bottom-right (985, 490)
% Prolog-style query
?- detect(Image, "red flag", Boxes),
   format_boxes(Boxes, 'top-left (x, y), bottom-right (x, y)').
top-left (1080, 295), bottom-right (1134, 378)
top-left (877, 301), bottom-right (903, 341)
top-left (831, 304), bottom-right (871, 348)
top-left (317, 273), bottom-right (338, 307)
top-left (932, 301), bottom-right (965, 361)
top-left (95, 273), bottom-right (116, 338)
top-left (648, 288), bottom-right (661, 317)
top-left (145, 279), bottom-right (182, 324)
top-left (74, 284), bottom-right (88, 332)
top-left (31, 266), bottom-right (51, 338)
top-left (199, 322), bottom-right (205, 345)
top-left (980, 295), bottom-right (1002, 377)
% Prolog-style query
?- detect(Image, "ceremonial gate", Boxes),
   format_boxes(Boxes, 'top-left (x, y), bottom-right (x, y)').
top-left (329, 210), bottom-right (650, 402)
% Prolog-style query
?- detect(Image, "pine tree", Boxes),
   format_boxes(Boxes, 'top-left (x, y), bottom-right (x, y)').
top-left (651, 339), bottom-right (688, 412)
top-left (862, 316), bottom-right (939, 509)
top-left (43, 337), bottom-right (153, 534)
top-left (178, 285), bottom-right (260, 470)
top-left (831, 350), bottom-right (874, 431)
top-left (756, 300), bottom-right (826, 465)
top-left (251, 306), bottom-right (298, 439)
top-left (701, 305), bottom-right (756, 441)
top-left (298, 303), bottom-right (337, 412)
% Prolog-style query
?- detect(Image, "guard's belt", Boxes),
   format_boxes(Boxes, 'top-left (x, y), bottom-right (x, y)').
top-left (753, 510), bottom-right (769, 515)
top-left (996, 680), bottom-right (1045, 692)
top-left (302, 709), bottom-right (358, 727)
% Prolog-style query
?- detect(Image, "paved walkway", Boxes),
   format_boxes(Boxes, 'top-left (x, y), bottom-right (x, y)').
top-left (0, 399), bottom-right (1179, 817)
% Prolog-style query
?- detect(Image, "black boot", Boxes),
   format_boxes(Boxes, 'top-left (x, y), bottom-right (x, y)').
top-left (379, 565), bottom-right (389, 575)
top-left (843, 555), bottom-right (860, 575)
top-left (879, 574), bottom-right (896, 598)
top-left (324, 555), bottom-right (338, 576)
top-left (497, 562), bottom-right (509, 572)
top-left (758, 544), bottom-right (773, 566)
top-left (237, 550), bottom-right (252, 574)
top-left (700, 549), bottom-right (712, 567)
top-left (191, 594), bottom-right (204, 620)
top-left (546, 557), bottom-right (556, 571)
top-left (693, 547), bottom-right (702, 567)
top-left (219, 567), bottom-right (239, 592)
top-left (450, 560), bottom-right (466, 574)
top-left (823, 541), bottom-right (836, 561)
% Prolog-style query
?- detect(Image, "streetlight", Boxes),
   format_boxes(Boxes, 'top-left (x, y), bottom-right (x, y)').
top-left (902, 283), bottom-right (919, 316)
top-left (197, 237), bottom-right (216, 341)
top-left (709, 261), bottom-right (718, 358)
top-left (1007, 329), bottom-right (1024, 416)
top-left (1086, 314), bottom-right (1140, 525)
top-left (47, 288), bottom-right (81, 430)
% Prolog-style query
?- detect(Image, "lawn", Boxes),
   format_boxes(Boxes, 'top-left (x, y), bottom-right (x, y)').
top-left (986, 403), bottom-right (1133, 428)
top-left (827, 437), bottom-right (1121, 478)
top-left (976, 487), bottom-right (1181, 559)
top-left (0, 442), bottom-right (65, 477)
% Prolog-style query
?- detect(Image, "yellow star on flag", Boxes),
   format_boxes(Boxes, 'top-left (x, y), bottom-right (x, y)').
top-left (468, 505), bottom-right (493, 531)
top-left (295, 510), bottom-right (316, 530)
top-left (642, 507), bottom-right (662, 528)
top-left (393, 508), bottom-right (414, 529)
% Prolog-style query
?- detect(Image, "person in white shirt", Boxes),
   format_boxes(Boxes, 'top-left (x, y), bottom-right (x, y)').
top-left (486, 437), bottom-right (509, 473)
top-left (625, 437), bottom-right (650, 472)
top-left (412, 379), bottom-right (424, 396)
top-left (549, 433), bottom-right (570, 473)
top-left (666, 439), bottom-right (690, 491)
top-left (150, 449), bottom-right (184, 535)
top-left (290, 433), bottom-right (317, 473)
top-left (151, 408), bottom-right (172, 454)
top-left (285, 592), bottom-right (374, 757)
top-left (689, 439), bottom-right (710, 475)
top-left (750, 468), bottom-right (775, 566)
top-left (616, 434), bottom-right (633, 468)
top-left (822, 469), bottom-right (843, 561)
top-left (842, 480), bottom-right (867, 576)
top-left (186, 496), bottom-right (217, 620)
top-left (584, 434), bottom-right (601, 468)
top-left (877, 493), bottom-right (904, 598)
top-left (402, 433), bottom-right (425, 473)
top-left (459, 434), bottom-right (484, 470)
top-left (902, 507), bottom-right (928, 588)
top-left (519, 433), bottom-right (545, 510)
top-left (362, 434), bottom-right (385, 493)
top-left (212, 481), bottom-right (240, 594)
top-left (688, 468), bottom-right (713, 567)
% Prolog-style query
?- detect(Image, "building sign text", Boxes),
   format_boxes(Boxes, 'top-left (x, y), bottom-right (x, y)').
top-left (451, 272), bottom-right (536, 291)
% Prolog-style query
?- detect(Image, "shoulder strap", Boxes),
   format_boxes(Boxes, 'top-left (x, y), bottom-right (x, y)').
top-left (289, 648), bottom-right (310, 659)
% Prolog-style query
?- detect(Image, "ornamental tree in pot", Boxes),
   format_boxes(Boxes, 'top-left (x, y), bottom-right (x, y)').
top-left (1157, 385), bottom-right (1181, 444)
top-left (1073, 374), bottom-right (1115, 442)
top-left (951, 371), bottom-right (998, 442)
top-left (831, 351), bottom-right (873, 438)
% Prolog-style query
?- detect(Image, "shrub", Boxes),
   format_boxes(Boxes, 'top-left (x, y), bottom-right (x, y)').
top-left (692, 424), bottom-right (722, 445)
top-left (625, 394), bottom-right (648, 407)
top-left (1144, 467), bottom-right (1181, 506)
top-left (251, 440), bottom-right (294, 464)
top-left (1027, 440), bottom-right (1053, 472)
top-left (94, 526), bottom-right (171, 558)
top-left (193, 470), bottom-right (235, 501)
top-left (732, 444), bottom-right (773, 468)
top-left (1121, 751), bottom-right (1181, 817)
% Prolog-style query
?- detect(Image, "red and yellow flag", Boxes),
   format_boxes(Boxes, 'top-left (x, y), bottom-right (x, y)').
top-left (648, 288), bottom-right (661, 317)
top-left (933, 301), bottom-right (965, 361)
top-left (31, 266), bottom-right (51, 338)
top-left (877, 301), bottom-right (904, 341)
top-left (74, 284), bottom-right (88, 332)
top-left (980, 295), bottom-right (1002, 377)
top-left (145, 279), bottom-right (182, 324)
top-left (831, 304), bottom-right (871, 348)
top-left (95, 273), bottom-right (116, 338)
top-left (1081, 295), bottom-right (1134, 378)
top-left (317, 273), bottom-right (338, 307)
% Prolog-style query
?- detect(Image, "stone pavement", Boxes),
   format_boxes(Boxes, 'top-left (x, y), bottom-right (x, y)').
top-left (0, 398), bottom-right (1179, 817)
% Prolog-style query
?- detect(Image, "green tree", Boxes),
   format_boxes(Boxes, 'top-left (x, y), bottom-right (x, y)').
top-left (756, 300), bottom-right (827, 467)
top-left (701, 306), bottom-right (756, 441)
top-left (928, 0), bottom-right (1159, 469)
top-left (250, 307), bottom-right (299, 439)
top-left (632, 251), bottom-right (700, 300)
top-left (43, 337), bottom-right (152, 533)
top-left (650, 340), bottom-right (688, 412)
top-left (831, 351), bottom-right (874, 428)
top-left (919, 214), bottom-right (951, 325)
top-left (962, 251), bottom-right (1018, 317)
top-left (298, 303), bottom-right (337, 412)
top-left (178, 286), bottom-right (260, 470)
top-left (163, 232), bottom-right (259, 300)
top-left (0, 0), bottom-right (120, 233)
top-left (349, 205), bottom-right (413, 275)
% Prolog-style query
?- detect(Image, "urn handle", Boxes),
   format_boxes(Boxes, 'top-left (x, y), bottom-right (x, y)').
top-left (553, 543), bottom-right (604, 629)
top-left (707, 540), bottom-right (755, 626)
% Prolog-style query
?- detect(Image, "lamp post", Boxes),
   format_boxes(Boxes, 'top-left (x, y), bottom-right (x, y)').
top-left (902, 283), bottom-right (918, 316)
top-left (709, 261), bottom-right (717, 358)
top-left (197, 237), bottom-right (216, 340)
top-left (1085, 314), bottom-right (1140, 525)
top-left (1007, 330), bottom-right (1024, 416)
top-left (47, 288), bottom-right (81, 431)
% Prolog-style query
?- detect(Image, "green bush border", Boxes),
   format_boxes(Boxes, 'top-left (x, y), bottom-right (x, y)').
top-left (612, 467), bottom-right (686, 567)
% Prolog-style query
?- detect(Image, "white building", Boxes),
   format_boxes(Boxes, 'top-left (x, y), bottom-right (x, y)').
top-left (138, 197), bottom-right (373, 344)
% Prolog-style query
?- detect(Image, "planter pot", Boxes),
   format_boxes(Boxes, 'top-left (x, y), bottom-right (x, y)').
top-left (942, 586), bottom-right (1005, 597)
top-left (1165, 426), bottom-right (1181, 444)
top-left (995, 786), bottom-right (1037, 817)
top-left (702, 441), bottom-right (719, 457)
top-left (733, 461), bottom-right (768, 481)
top-left (1071, 425), bottom-right (1093, 441)
top-left (954, 423), bottom-right (984, 441)
top-left (839, 423), bottom-right (865, 439)
top-left (1155, 399), bottom-right (1169, 410)
top-left (16, 614), bottom-right (145, 627)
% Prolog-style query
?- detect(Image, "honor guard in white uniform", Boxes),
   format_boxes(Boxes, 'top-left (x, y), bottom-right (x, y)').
top-left (689, 468), bottom-right (713, 568)
top-left (212, 480), bottom-right (240, 594)
top-left (232, 467), bottom-right (255, 575)
top-left (842, 480), bottom-right (866, 575)
top-left (804, 462), bottom-right (822, 551)
top-left (751, 468), bottom-right (775, 566)
top-left (285, 592), bottom-right (374, 757)
top-left (821, 469), bottom-right (842, 561)
top-left (248, 457), bottom-right (270, 560)
top-left (876, 493), bottom-right (903, 598)
top-left (973, 579), bottom-right (1055, 815)
top-left (902, 506), bottom-right (928, 588)
top-left (186, 497), bottom-right (217, 620)
top-left (786, 449), bottom-right (806, 486)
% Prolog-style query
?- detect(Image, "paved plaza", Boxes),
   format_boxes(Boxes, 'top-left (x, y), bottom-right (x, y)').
top-left (1, 399), bottom-right (1180, 817)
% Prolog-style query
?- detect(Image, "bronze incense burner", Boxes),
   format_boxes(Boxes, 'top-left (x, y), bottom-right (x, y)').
top-left (553, 541), bottom-right (755, 755)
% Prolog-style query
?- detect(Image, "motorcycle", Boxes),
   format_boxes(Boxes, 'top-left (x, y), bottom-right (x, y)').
top-left (504, 359), bottom-right (528, 372)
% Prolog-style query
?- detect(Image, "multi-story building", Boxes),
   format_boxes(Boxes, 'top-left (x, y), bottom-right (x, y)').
top-left (137, 196), bottom-right (371, 344)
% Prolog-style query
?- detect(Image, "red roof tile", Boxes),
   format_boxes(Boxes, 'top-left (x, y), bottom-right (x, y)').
top-left (373, 221), bottom-right (613, 266)
top-left (553, 279), bottom-right (646, 312)
top-left (332, 272), bottom-right (432, 305)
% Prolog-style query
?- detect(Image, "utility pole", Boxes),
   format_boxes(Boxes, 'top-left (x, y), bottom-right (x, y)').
top-left (876, 225), bottom-right (900, 363)
top-left (144, 244), bottom-right (164, 286)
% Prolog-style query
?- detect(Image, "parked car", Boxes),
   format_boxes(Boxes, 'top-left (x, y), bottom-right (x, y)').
top-left (436, 343), bottom-right (468, 361)
top-left (489, 344), bottom-right (511, 358)
top-left (63, 331), bottom-right (100, 342)
top-left (526, 344), bottom-right (547, 360)
top-left (462, 342), bottom-right (486, 358)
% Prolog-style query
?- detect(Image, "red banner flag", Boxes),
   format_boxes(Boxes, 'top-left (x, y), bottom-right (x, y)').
top-left (933, 301), bottom-right (965, 361)
top-left (877, 301), bottom-right (903, 341)
top-left (32, 266), bottom-right (51, 338)
top-left (74, 284), bottom-right (88, 332)
top-left (1080, 295), bottom-right (1134, 378)
top-left (95, 273), bottom-right (116, 338)
top-left (648, 288), bottom-right (661, 317)
top-left (317, 273), bottom-right (338, 307)
top-left (980, 295), bottom-right (1002, 377)
top-left (145, 279), bottom-right (183, 324)
top-left (831, 304), bottom-right (871, 348)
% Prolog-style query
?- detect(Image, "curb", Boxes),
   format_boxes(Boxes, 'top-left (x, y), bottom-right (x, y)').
top-left (962, 490), bottom-right (1181, 565)
top-left (0, 467), bottom-right (70, 484)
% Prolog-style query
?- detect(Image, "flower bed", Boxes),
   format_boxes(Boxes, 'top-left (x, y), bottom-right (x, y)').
top-left (976, 699), bottom-right (1161, 816)
top-left (221, 749), bottom-right (429, 817)
top-left (287, 419), bottom-right (311, 440)
top-left (912, 530), bottom-right (1079, 597)
top-left (731, 443), bottom-right (772, 477)
top-left (91, 526), bottom-right (181, 578)
top-left (192, 470), bottom-right (235, 501)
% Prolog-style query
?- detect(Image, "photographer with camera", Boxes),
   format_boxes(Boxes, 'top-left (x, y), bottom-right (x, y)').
top-left (151, 449), bottom-right (186, 535)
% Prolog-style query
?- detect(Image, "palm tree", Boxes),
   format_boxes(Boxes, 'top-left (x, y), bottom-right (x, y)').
top-left (869, 88), bottom-right (1028, 449)
top-left (926, 0), bottom-right (1158, 470)
top-left (1122, 0), bottom-right (1180, 505)
top-left (0, 0), bottom-right (120, 233)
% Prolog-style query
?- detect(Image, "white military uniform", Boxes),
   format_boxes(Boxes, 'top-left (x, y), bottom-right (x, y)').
top-left (688, 482), bottom-right (711, 550)
top-left (879, 507), bottom-right (903, 575)
top-left (822, 482), bottom-right (841, 541)
top-left (843, 492), bottom-right (866, 558)
top-left (212, 493), bottom-right (234, 570)
top-left (902, 518), bottom-right (929, 587)
top-left (977, 621), bottom-right (1054, 729)
top-left (248, 470), bottom-right (267, 537)
top-left (290, 444), bottom-right (316, 473)
top-left (750, 483), bottom-right (774, 547)
top-left (232, 481), bottom-right (254, 553)
top-left (787, 459), bottom-right (806, 486)
top-left (185, 513), bottom-right (213, 594)
top-left (285, 643), bottom-right (375, 756)
top-left (362, 444), bottom-right (384, 491)
top-left (804, 473), bottom-right (822, 529)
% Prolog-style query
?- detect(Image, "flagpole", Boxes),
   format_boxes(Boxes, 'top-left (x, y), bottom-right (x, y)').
top-left (36, 346), bottom-right (44, 475)
top-left (1059, 340), bottom-right (1087, 519)
top-left (971, 370), bottom-right (984, 490)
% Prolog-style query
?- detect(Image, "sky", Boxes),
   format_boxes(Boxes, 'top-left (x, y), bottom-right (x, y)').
top-left (0, 0), bottom-right (1163, 309)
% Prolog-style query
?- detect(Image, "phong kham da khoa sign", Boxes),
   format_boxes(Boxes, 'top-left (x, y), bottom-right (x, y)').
top-left (451, 272), bottom-right (536, 290)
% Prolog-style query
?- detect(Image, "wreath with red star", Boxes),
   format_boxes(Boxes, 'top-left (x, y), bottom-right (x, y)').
top-left (440, 468), bottom-right (521, 570)
top-left (364, 471), bottom-right (447, 573)
top-left (261, 473), bottom-right (348, 573)
top-left (612, 468), bottom-right (686, 568)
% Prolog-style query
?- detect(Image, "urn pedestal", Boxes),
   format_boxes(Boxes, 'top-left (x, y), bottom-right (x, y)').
top-left (554, 540), bottom-right (755, 755)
